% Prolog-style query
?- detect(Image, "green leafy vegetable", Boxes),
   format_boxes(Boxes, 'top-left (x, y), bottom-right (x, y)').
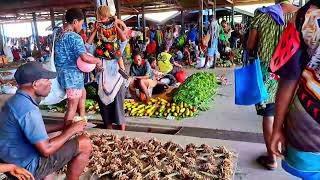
top-left (173, 72), bottom-right (219, 111)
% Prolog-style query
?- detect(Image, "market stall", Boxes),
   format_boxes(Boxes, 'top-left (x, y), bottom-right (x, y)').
top-left (63, 129), bottom-right (238, 180)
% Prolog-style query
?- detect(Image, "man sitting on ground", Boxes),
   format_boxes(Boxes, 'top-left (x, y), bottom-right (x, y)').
top-left (0, 62), bottom-right (92, 180)
top-left (129, 52), bottom-right (157, 102)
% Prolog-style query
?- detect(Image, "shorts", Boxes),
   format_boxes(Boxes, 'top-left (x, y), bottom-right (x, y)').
top-left (255, 103), bottom-right (275, 117)
top-left (34, 138), bottom-right (79, 179)
top-left (282, 161), bottom-right (320, 180)
top-left (66, 89), bottom-right (83, 99)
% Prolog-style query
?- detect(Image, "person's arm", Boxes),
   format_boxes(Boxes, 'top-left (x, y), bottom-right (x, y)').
top-left (34, 121), bottom-right (86, 157)
top-left (115, 19), bottom-right (128, 42)
top-left (79, 53), bottom-right (101, 65)
top-left (170, 57), bottom-right (182, 68)
top-left (87, 28), bottom-right (97, 45)
top-left (247, 29), bottom-right (258, 56)
top-left (45, 123), bottom-right (64, 134)
top-left (0, 164), bottom-right (34, 180)
top-left (71, 33), bottom-right (102, 66)
top-left (247, 11), bottom-right (261, 57)
top-left (270, 78), bottom-right (299, 156)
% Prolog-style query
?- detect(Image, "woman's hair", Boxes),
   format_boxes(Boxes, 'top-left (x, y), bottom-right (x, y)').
top-left (65, 8), bottom-right (84, 24)
top-left (97, 5), bottom-right (111, 19)
top-left (132, 51), bottom-right (141, 58)
top-left (148, 56), bottom-right (156, 65)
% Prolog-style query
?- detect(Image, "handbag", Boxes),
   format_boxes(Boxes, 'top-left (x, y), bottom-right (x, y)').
top-left (40, 33), bottom-right (67, 105)
top-left (234, 50), bottom-right (269, 105)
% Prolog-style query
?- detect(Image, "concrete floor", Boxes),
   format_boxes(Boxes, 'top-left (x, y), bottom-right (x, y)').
top-left (41, 67), bottom-right (299, 180)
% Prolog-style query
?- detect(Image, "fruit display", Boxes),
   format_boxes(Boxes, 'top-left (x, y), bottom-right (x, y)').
top-left (85, 99), bottom-right (100, 114)
top-left (41, 99), bottom-right (100, 114)
top-left (173, 72), bottom-right (219, 111)
top-left (82, 133), bottom-right (236, 180)
top-left (215, 59), bottom-right (235, 68)
top-left (124, 97), bottom-right (197, 119)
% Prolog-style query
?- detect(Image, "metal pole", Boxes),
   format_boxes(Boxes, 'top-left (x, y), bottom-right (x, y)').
top-left (200, 0), bottom-right (204, 38)
top-left (116, 0), bottom-right (121, 19)
top-left (231, 5), bottom-right (234, 28)
top-left (142, 4), bottom-right (146, 42)
top-left (50, 8), bottom-right (55, 30)
top-left (137, 14), bottom-right (140, 28)
top-left (181, 10), bottom-right (185, 34)
top-left (0, 24), bottom-right (3, 52)
top-left (32, 12), bottom-right (41, 52)
top-left (83, 9), bottom-right (87, 25)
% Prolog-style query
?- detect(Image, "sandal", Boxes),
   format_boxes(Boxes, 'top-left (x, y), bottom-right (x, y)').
top-left (256, 155), bottom-right (277, 171)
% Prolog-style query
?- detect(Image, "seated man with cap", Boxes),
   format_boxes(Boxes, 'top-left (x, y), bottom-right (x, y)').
top-left (0, 62), bottom-right (92, 180)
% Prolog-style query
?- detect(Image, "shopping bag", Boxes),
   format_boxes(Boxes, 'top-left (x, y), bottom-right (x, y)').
top-left (234, 51), bottom-right (269, 105)
top-left (40, 33), bottom-right (67, 105)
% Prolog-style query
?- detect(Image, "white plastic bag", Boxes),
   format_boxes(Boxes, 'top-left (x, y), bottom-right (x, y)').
top-left (40, 34), bottom-right (67, 105)
top-left (196, 57), bottom-right (206, 68)
top-left (0, 85), bottom-right (17, 94)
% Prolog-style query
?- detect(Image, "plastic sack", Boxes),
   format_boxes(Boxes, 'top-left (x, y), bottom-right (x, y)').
top-left (235, 52), bottom-right (269, 105)
top-left (176, 70), bottom-right (186, 83)
top-left (196, 57), bottom-right (206, 68)
top-left (40, 34), bottom-right (67, 105)
top-left (0, 85), bottom-right (17, 94)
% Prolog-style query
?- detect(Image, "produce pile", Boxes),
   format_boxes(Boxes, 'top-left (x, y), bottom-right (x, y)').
top-left (216, 48), bottom-right (243, 68)
top-left (41, 99), bottom-right (100, 114)
top-left (124, 97), bottom-right (197, 119)
top-left (215, 59), bottom-right (235, 68)
top-left (173, 72), bottom-right (219, 111)
top-left (84, 133), bottom-right (236, 180)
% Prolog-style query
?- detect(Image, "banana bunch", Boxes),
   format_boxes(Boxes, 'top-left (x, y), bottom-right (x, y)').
top-left (124, 97), bottom-right (197, 119)
top-left (85, 100), bottom-right (100, 113)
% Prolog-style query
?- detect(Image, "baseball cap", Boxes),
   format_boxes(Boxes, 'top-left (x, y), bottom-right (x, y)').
top-left (14, 62), bottom-right (57, 85)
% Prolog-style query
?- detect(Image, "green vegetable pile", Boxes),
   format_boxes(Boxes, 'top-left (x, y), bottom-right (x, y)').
top-left (85, 84), bottom-right (97, 99)
top-left (173, 72), bottom-right (219, 111)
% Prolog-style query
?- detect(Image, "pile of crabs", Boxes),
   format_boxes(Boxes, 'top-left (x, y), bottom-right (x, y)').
top-left (83, 133), bottom-right (236, 180)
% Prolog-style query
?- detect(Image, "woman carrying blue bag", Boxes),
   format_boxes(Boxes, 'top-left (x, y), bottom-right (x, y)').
top-left (246, 0), bottom-right (298, 170)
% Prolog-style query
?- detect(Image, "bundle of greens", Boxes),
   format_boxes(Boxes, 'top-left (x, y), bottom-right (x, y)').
top-left (173, 72), bottom-right (219, 111)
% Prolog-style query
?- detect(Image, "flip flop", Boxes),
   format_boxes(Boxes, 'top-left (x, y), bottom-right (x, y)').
top-left (256, 155), bottom-right (277, 171)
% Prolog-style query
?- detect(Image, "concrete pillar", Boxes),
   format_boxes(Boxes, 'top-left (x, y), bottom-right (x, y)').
top-left (50, 8), bottom-right (55, 30)
top-left (32, 13), bottom-right (41, 51)
top-left (181, 10), bottom-right (185, 34)
top-left (142, 4), bottom-right (146, 41)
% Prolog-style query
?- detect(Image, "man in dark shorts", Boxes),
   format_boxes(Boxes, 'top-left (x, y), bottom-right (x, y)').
top-left (0, 62), bottom-right (92, 180)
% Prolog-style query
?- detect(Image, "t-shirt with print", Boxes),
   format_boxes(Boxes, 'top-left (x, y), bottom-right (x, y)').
top-left (276, 5), bottom-right (320, 152)
top-left (94, 18), bottom-right (122, 60)
top-left (54, 31), bottom-right (86, 89)
top-left (0, 90), bottom-right (48, 174)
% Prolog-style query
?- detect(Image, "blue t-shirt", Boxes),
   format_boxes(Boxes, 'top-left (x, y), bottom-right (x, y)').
top-left (0, 90), bottom-right (48, 174)
top-left (55, 31), bottom-right (86, 89)
top-left (187, 28), bottom-right (197, 42)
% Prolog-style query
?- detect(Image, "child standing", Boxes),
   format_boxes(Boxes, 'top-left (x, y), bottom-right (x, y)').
top-left (91, 5), bottom-right (127, 70)
top-left (55, 8), bottom-right (102, 126)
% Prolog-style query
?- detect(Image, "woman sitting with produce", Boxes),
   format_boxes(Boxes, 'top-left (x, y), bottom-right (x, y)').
top-left (157, 46), bottom-right (182, 76)
top-left (129, 52), bottom-right (157, 103)
top-left (148, 57), bottom-right (177, 86)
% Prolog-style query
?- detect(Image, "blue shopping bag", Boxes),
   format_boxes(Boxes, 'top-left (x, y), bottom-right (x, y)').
top-left (234, 51), bottom-right (269, 105)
